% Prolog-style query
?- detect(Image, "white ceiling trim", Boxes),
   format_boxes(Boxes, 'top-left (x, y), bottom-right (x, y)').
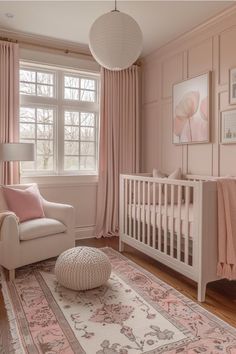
top-left (0, 27), bottom-right (92, 59)
top-left (0, 1), bottom-right (234, 59)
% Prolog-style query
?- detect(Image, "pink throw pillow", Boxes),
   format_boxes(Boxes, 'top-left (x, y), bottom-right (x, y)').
top-left (2, 184), bottom-right (45, 222)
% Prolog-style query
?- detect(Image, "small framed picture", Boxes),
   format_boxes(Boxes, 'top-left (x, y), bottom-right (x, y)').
top-left (229, 68), bottom-right (236, 105)
top-left (221, 109), bottom-right (236, 144)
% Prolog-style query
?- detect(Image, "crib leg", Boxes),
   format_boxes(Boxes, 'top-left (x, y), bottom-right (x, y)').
top-left (119, 238), bottom-right (125, 252)
top-left (197, 280), bottom-right (207, 302)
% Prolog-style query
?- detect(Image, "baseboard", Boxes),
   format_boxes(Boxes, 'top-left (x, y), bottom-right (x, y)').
top-left (75, 226), bottom-right (95, 240)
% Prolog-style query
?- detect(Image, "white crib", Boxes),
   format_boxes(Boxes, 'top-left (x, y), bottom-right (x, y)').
top-left (119, 173), bottom-right (219, 302)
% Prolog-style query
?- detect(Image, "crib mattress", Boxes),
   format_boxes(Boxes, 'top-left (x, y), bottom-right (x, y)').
top-left (128, 203), bottom-right (194, 239)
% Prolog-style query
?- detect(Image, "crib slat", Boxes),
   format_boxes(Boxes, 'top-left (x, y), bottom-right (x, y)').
top-left (177, 185), bottom-right (182, 261)
top-left (152, 182), bottom-right (156, 248)
top-left (124, 178), bottom-right (128, 235)
top-left (129, 179), bottom-right (132, 236)
top-left (142, 181), bottom-right (145, 243)
top-left (158, 183), bottom-right (162, 251)
top-left (164, 184), bottom-right (168, 254)
top-left (147, 181), bottom-right (151, 246)
top-left (184, 186), bottom-right (190, 264)
top-left (137, 180), bottom-right (141, 241)
top-left (170, 184), bottom-right (174, 257)
top-left (133, 180), bottom-right (136, 239)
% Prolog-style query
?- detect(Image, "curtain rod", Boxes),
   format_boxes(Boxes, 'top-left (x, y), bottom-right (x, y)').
top-left (0, 36), bottom-right (18, 43)
top-left (0, 35), bottom-right (92, 59)
top-left (0, 35), bottom-right (141, 64)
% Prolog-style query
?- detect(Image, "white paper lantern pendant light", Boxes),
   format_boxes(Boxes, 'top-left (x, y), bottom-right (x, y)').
top-left (89, 0), bottom-right (142, 71)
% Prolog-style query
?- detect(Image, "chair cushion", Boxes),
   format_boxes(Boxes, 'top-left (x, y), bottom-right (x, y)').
top-left (2, 184), bottom-right (45, 222)
top-left (19, 218), bottom-right (67, 241)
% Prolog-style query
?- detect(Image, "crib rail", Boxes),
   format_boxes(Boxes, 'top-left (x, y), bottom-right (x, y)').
top-left (119, 174), bottom-right (201, 280)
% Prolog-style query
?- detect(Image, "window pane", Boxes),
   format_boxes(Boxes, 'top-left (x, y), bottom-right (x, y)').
top-left (20, 161), bottom-right (35, 171)
top-left (80, 142), bottom-right (95, 155)
top-left (37, 72), bottom-right (53, 84)
top-left (64, 126), bottom-right (79, 140)
top-left (20, 138), bottom-right (35, 144)
top-left (37, 140), bottom-right (53, 155)
top-left (64, 141), bottom-right (79, 155)
top-left (20, 123), bottom-right (35, 139)
top-left (37, 124), bottom-right (53, 139)
top-left (64, 88), bottom-right (79, 100)
top-left (37, 108), bottom-right (53, 124)
top-left (37, 84), bottom-right (54, 97)
top-left (81, 112), bottom-right (95, 126)
top-left (64, 156), bottom-right (79, 170)
top-left (20, 82), bottom-right (36, 95)
top-left (20, 64), bottom-right (99, 175)
top-left (80, 156), bottom-right (95, 170)
top-left (64, 76), bottom-right (79, 88)
top-left (20, 107), bottom-right (36, 123)
top-left (64, 111), bottom-right (80, 125)
top-left (20, 70), bottom-right (35, 82)
top-left (80, 90), bottom-right (95, 102)
top-left (37, 155), bottom-right (53, 170)
top-left (80, 127), bottom-right (95, 141)
top-left (81, 78), bottom-right (95, 90)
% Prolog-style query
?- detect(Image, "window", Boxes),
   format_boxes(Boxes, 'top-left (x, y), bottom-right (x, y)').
top-left (20, 63), bottom-right (99, 175)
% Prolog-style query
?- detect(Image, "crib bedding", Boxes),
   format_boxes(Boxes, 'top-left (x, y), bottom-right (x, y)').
top-left (128, 203), bottom-right (194, 238)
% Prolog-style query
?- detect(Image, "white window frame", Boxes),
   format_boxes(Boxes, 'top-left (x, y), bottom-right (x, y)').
top-left (20, 62), bottom-right (100, 177)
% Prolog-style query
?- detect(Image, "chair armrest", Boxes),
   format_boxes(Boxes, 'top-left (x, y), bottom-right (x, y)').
top-left (0, 215), bottom-right (20, 270)
top-left (0, 214), bottom-right (20, 247)
top-left (41, 199), bottom-right (75, 230)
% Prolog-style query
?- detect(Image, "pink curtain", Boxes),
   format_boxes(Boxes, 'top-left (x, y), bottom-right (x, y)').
top-left (0, 40), bottom-right (19, 185)
top-left (95, 66), bottom-right (140, 237)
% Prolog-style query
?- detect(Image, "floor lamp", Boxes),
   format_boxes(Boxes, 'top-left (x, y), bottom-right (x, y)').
top-left (0, 143), bottom-right (35, 184)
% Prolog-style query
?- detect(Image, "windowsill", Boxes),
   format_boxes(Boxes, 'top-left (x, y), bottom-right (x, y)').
top-left (21, 174), bottom-right (98, 186)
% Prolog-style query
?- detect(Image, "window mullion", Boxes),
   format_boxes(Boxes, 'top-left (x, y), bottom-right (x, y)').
top-left (35, 108), bottom-right (37, 171)
top-left (57, 70), bottom-right (64, 175)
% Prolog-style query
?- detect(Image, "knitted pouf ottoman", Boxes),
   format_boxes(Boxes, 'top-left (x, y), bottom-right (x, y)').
top-left (55, 247), bottom-right (111, 291)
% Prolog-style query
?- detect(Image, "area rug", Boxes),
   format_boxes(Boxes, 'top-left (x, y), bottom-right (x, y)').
top-left (1, 248), bottom-right (236, 354)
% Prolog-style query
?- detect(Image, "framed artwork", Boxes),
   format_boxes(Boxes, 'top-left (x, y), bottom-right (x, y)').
top-left (221, 109), bottom-right (236, 144)
top-left (229, 68), bottom-right (236, 105)
top-left (172, 72), bottom-right (210, 144)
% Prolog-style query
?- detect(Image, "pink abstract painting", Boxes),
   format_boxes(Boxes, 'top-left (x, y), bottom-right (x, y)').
top-left (173, 73), bottom-right (210, 144)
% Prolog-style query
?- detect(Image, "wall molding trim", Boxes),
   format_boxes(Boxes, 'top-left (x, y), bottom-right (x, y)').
top-left (21, 175), bottom-right (98, 187)
top-left (75, 226), bottom-right (95, 240)
top-left (142, 4), bottom-right (236, 64)
top-left (141, 3), bottom-right (236, 177)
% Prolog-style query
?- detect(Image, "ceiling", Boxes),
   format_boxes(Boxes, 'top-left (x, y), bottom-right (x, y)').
top-left (0, 1), bottom-right (233, 57)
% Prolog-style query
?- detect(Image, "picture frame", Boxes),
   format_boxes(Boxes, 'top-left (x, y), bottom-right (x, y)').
top-left (172, 72), bottom-right (210, 145)
top-left (221, 109), bottom-right (236, 144)
top-left (229, 68), bottom-right (236, 105)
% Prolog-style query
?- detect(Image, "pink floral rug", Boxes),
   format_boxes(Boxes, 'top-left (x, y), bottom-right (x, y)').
top-left (1, 247), bottom-right (236, 354)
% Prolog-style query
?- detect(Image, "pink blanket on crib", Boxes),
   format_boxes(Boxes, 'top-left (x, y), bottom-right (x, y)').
top-left (217, 179), bottom-right (236, 280)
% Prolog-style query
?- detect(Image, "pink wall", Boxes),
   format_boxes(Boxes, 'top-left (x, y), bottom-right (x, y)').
top-left (141, 5), bottom-right (236, 176)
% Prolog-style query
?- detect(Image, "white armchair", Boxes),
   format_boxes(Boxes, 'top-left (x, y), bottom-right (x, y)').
top-left (0, 184), bottom-right (75, 280)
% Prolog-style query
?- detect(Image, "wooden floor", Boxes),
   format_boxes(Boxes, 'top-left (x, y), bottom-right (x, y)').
top-left (0, 237), bottom-right (236, 352)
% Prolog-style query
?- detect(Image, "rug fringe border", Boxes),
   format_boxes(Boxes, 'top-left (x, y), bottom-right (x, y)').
top-left (0, 267), bottom-right (25, 354)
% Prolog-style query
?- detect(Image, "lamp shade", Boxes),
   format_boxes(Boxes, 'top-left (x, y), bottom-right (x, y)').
top-left (0, 143), bottom-right (35, 161)
top-left (89, 11), bottom-right (142, 71)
